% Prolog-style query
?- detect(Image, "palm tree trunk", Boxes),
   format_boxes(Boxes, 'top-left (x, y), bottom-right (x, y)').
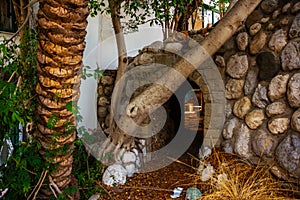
top-left (35, 0), bottom-right (89, 197)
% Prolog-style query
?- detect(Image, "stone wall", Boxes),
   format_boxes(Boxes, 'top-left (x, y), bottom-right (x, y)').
top-left (97, 0), bottom-right (300, 181)
top-left (219, 0), bottom-right (300, 181)
top-left (97, 32), bottom-right (226, 151)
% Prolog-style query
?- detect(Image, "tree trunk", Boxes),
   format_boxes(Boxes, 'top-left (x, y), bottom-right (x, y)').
top-left (107, 0), bottom-right (131, 149)
top-left (101, 0), bottom-right (262, 159)
top-left (176, 0), bottom-right (202, 32)
top-left (35, 0), bottom-right (89, 198)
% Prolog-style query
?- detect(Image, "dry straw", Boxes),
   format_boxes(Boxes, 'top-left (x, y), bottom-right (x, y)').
top-left (176, 149), bottom-right (298, 200)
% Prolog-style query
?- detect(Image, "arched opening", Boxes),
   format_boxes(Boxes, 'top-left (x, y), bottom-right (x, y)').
top-left (167, 79), bottom-right (205, 157)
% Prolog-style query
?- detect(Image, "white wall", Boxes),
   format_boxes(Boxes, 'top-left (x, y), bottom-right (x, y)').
top-left (79, 14), bottom-right (163, 130)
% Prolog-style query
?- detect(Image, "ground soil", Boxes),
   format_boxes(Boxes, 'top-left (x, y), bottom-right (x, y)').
top-left (100, 153), bottom-right (204, 200)
top-left (97, 149), bottom-right (300, 200)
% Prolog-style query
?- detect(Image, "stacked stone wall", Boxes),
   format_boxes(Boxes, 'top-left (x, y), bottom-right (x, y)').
top-left (97, 0), bottom-right (300, 181)
top-left (219, 0), bottom-right (300, 181)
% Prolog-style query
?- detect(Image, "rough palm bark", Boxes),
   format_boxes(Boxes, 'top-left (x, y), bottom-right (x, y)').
top-left (100, 0), bottom-right (262, 159)
top-left (34, 0), bottom-right (89, 197)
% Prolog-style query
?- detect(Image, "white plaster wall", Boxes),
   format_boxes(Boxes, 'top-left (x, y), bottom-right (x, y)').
top-left (79, 14), bottom-right (163, 130)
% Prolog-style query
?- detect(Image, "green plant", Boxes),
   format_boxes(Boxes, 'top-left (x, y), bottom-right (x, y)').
top-left (0, 29), bottom-right (40, 198)
top-left (0, 139), bottom-right (49, 199)
top-left (0, 29), bottom-right (37, 142)
top-left (72, 139), bottom-right (105, 199)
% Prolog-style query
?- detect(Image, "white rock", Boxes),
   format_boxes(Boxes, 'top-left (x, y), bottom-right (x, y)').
top-left (199, 146), bottom-right (212, 159)
top-left (122, 151), bottom-right (137, 164)
top-left (217, 173), bottom-right (228, 184)
top-left (88, 194), bottom-right (100, 200)
top-left (223, 118), bottom-right (239, 139)
top-left (223, 141), bottom-right (233, 153)
top-left (124, 163), bottom-right (136, 177)
top-left (234, 124), bottom-right (251, 158)
top-left (164, 42), bottom-right (183, 52)
top-left (201, 163), bottom-right (215, 181)
top-left (102, 163), bottom-right (128, 186)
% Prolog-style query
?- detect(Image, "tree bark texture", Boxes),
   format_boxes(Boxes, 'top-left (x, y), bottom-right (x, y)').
top-left (35, 0), bottom-right (89, 196)
top-left (108, 0), bottom-right (130, 143)
top-left (176, 0), bottom-right (202, 32)
top-left (102, 0), bottom-right (262, 158)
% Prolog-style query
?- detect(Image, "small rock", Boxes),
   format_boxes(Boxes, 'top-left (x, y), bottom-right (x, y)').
top-left (215, 55), bottom-right (226, 68)
top-left (280, 16), bottom-right (289, 26)
top-left (98, 96), bottom-right (109, 106)
top-left (225, 101), bottom-right (232, 117)
top-left (291, 108), bottom-right (300, 132)
top-left (144, 41), bottom-right (163, 53)
top-left (291, 2), bottom-right (300, 14)
top-left (217, 173), bottom-right (228, 184)
top-left (245, 109), bottom-right (265, 129)
top-left (268, 29), bottom-right (287, 53)
top-left (266, 101), bottom-right (288, 117)
top-left (268, 74), bottom-right (289, 102)
top-left (287, 73), bottom-right (300, 108)
top-left (236, 32), bottom-right (249, 51)
top-left (226, 54), bottom-right (248, 79)
top-left (276, 134), bottom-right (300, 178)
top-left (134, 53), bottom-right (154, 65)
top-left (164, 42), bottom-right (183, 52)
top-left (267, 23), bottom-right (275, 31)
top-left (250, 31), bottom-right (267, 55)
top-left (102, 164), bottom-right (127, 186)
top-left (185, 187), bottom-right (202, 200)
top-left (235, 124), bottom-right (251, 158)
top-left (104, 86), bottom-right (113, 96)
top-left (252, 129), bottom-right (275, 157)
top-left (244, 67), bottom-right (259, 95)
top-left (223, 140), bottom-right (233, 153)
top-left (201, 163), bottom-right (215, 181)
top-left (233, 97), bottom-right (251, 119)
top-left (249, 23), bottom-right (262, 36)
top-left (272, 9), bottom-right (281, 19)
top-left (98, 85), bottom-right (103, 95)
top-left (199, 146), bottom-right (212, 159)
top-left (282, 3), bottom-right (291, 13)
top-left (97, 107), bottom-right (107, 118)
top-left (100, 76), bottom-right (113, 85)
top-left (223, 118), bottom-right (239, 139)
top-left (261, 17), bottom-right (270, 23)
top-left (225, 79), bottom-right (244, 100)
top-left (261, 0), bottom-right (279, 14)
top-left (281, 41), bottom-right (300, 71)
top-left (268, 118), bottom-right (290, 134)
top-left (289, 13), bottom-right (300, 39)
top-left (257, 52), bottom-right (280, 81)
top-left (122, 151), bottom-right (136, 164)
top-left (124, 163), bottom-right (136, 177)
top-left (252, 84), bottom-right (270, 108)
top-left (88, 194), bottom-right (100, 200)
